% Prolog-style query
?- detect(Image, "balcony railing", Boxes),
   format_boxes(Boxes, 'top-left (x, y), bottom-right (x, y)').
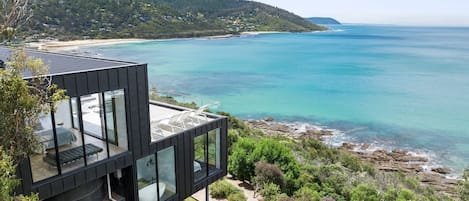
top-left (149, 101), bottom-right (221, 142)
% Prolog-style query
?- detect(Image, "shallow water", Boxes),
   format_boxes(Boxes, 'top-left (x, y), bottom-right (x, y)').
top-left (88, 24), bottom-right (469, 172)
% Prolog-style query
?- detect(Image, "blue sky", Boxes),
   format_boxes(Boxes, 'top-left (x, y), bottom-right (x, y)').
top-left (257, 0), bottom-right (469, 26)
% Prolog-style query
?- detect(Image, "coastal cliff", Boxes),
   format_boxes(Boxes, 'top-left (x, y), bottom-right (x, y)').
top-left (307, 17), bottom-right (341, 24)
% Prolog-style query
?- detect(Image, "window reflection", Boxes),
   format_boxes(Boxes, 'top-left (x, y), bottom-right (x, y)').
top-left (137, 154), bottom-right (158, 201)
top-left (157, 147), bottom-right (176, 200)
top-left (137, 146), bottom-right (176, 201)
top-left (194, 134), bottom-right (207, 182)
top-left (194, 128), bottom-right (221, 183)
top-left (29, 89), bottom-right (128, 183)
top-left (54, 100), bottom-right (84, 173)
top-left (30, 113), bottom-right (59, 182)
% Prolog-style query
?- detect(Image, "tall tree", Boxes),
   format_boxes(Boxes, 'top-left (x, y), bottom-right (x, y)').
top-left (0, 0), bottom-right (32, 41)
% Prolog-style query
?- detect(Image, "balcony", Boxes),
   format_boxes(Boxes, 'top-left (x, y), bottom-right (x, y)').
top-left (149, 101), bottom-right (220, 142)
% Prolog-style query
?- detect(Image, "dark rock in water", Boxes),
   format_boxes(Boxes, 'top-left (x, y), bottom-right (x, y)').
top-left (263, 117), bottom-right (274, 122)
top-left (360, 143), bottom-right (371, 150)
top-left (432, 167), bottom-right (452, 175)
top-left (340, 143), bottom-right (356, 150)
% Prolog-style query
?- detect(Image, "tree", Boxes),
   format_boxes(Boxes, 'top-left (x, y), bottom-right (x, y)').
top-left (0, 48), bottom-right (66, 161)
top-left (0, 147), bottom-right (39, 201)
top-left (0, 0), bottom-right (32, 41)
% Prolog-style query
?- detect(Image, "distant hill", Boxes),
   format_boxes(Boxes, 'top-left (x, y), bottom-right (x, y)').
top-left (307, 17), bottom-right (341, 25)
top-left (21, 0), bottom-right (326, 40)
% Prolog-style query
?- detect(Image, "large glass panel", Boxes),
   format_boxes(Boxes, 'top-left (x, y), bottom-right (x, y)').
top-left (157, 147), bottom-right (176, 200)
top-left (30, 112), bottom-right (59, 182)
top-left (194, 134), bottom-right (207, 182)
top-left (71, 97), bottom-right (79, 129)
top-left (81, 93), bottom-right (105, 139)
top-left (208, 129), bottom-right (221, 174)
top-left (81, 93), bottom-right (108, 164)
top-left (54, 99), bottom-right (85, 173)
top-left (137, 155), bottom-right (158, 201)
top-left (104, 89), bottom-right (128, 156)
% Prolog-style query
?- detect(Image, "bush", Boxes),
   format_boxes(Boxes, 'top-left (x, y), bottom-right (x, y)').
top-left (260, 183), bottom-right (281, 201)
top-left (229, 137), bottom-right (300, 188)
top-left (228, 138), bottom-right (257, 181)
top-left (350, 184), bottom-right (380, 201)
top-left (294, 186), bottom-right (321, 201)
top-left (397, 189), bottom-right (416, 201)
top-left (384, 188), bottom-right (399, 201)
top-left (227, 192), bottom-right (247, 201)
top-left (254, 162), bottom-right (285, 190)
top-left (209, 179), bottom-right (241, 199)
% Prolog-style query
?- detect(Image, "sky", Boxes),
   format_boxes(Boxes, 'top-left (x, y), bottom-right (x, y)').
top-left (256, 0), bottom-right (469, 26)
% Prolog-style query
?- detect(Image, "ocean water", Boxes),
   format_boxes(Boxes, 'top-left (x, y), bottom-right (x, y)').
top-left (87, 25), bottom-right (469, 173)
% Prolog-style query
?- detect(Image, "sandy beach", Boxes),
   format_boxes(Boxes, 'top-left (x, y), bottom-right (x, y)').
top-left (27, 38), bottom-right (149, 51)
top-left (26, 32), bottom-right (285, 52)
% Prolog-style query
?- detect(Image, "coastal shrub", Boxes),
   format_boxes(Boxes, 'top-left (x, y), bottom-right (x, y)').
top-left (253, 162), bottom-right (285, 190)
top-left (209, 179), bottom-right (241, 199)
top-left (350, 184), bottom-right (380, 201)
top-left (397, 189), bottom-right (417, 201)
top-left (383, 188), bottom-right (399, 201)
top-left (340, 154), bottom-right (363, 172)
top-left (460, 168), bottom-right (469, 201)
top-left (227, 192), bottom-right (247, 201)
top-left (229, 137), bottom-right (300, 192)
top-left (227, 129), bottom-right (240, 152)
top-left (301, 139), bottom-right (339, 163)
top-left (276, 193), bottom-right (294, 201)
top-left (228, 138), bottom-right (257, 181)
top-left (318, 165), bottom-right (348, 193)
top-left (294, 186), bottom-right (321, 201)
top-left (260, 183), bottom-right (281, 201)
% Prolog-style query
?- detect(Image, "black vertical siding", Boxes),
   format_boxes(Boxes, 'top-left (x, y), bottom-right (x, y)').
top-left (18, 65), bottom-right (145, 200)
top-left (17, 63), bottom-right (228, 201)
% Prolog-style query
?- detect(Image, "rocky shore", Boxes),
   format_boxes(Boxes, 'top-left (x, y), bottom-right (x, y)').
top-left (244, 118), bottom-right (460, 197)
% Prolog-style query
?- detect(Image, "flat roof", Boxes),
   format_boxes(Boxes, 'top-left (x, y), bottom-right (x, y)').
top-left (0, 46), bottom-right (140, 77)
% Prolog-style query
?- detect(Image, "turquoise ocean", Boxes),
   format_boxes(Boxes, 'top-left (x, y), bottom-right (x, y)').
top-left (86, 25), bottom-right (469, 174)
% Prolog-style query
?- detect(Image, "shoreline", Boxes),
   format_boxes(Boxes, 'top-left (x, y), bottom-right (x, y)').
top-left (244, 118), bottom-right (460, 197)
top-left (26, 31), bottom-right (285, 52)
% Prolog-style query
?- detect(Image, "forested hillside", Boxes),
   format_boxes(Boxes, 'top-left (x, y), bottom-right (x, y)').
top-left (21, 0), bottom-right (325, 40)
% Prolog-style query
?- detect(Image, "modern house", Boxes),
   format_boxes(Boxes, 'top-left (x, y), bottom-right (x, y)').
top-left (0, 47), bottom-right (228, 201)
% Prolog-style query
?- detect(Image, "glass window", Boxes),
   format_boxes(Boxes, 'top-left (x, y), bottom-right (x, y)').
top-left (81, 93), bottom-right (105, 139)
top-left (208, 128), bottom-right (221, 171)
top-left (104, 89), bottom-right (128, 155)
top-left (29, 89), bottom-right (128, 183)
top-left (137, 155), bottom-right (157, 201)
top-left (30, 112), bottom-right (59, 182)
top-left (157, 147), bottom-right (176, 200)
top-left (55, 99), bottom-right (85, 173)
top-left (194, 134), bottom-right (207, 182)
top-left (194, 128), bottom-right (221, 183)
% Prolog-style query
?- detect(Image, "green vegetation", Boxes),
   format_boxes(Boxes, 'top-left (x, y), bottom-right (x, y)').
top-left (0, 49), bottom-right (66, 161)
top-left (20, 0), bottom-right (325, 41)
top-left (460, 169), bottom-right (469, 201)
top-left (222, 111), bottom-right (456, 201)
top-left (152, 96), bottom-right (463, 200)
top-left (0, 48), bottom-right (65, 201)
top-left (209, 179), bottom-right (246, 201)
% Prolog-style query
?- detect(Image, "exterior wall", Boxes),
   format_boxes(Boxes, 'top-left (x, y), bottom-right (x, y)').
top-left (16, 64), bottom-right (150, 200)
top-left (15, 63), bottom-right (228, 201)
